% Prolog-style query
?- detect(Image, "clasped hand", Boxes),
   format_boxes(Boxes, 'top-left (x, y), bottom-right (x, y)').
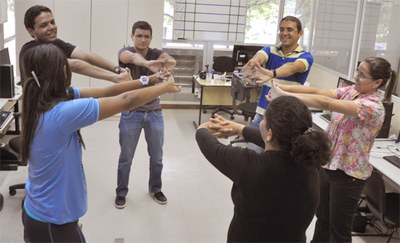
top-left (198, 114), bottom-right (244, 139)
top-left (241, 61), bottom-right (273, 85)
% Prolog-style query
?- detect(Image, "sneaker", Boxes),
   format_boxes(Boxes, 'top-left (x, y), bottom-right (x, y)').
top-left (114, 196), bottom-right (126, 209)
top-left (150, 192), bottom-right (168, 205)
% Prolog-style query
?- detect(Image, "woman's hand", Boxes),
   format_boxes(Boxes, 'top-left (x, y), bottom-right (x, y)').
top-left (266, 80), bottom-right (289, 101)
top-left (198, 114), bottom-right (245, 138)
top-left (164, 75), bottom-right (181, 93)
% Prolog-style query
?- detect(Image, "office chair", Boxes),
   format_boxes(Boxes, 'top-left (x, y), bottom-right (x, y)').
top-left (209, 56), bottom-right (236, 119)
top-left (231, 73), bottom-right (257, 122)
top-left (363, 170), bottom-right (400, 242)
top-left (229, 73), bottom-right (258, 146)
top-left (0, 137), bottom-right (20, 210)
top-left (7, 136), bottom-right (25, 196)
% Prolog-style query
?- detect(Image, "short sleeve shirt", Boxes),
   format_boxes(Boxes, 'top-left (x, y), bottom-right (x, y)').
top-left (24, 87), bottom-right (99, 224)
top-left (118, 46), bottom-right (163, 111)
top-left (256, 45), bottom-right (313, 115)
top-left (324, 86), bottom-right (385, 180)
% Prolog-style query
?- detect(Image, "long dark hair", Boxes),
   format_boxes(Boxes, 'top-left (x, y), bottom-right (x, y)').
top-left (20, 44), bottom-right (76, 163)
top-left (364, 57), bottom-right (398, 102)
top-left (265, 96), bottom-right (331, 167)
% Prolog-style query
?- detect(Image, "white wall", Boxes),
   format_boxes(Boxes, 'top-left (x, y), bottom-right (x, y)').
top-left (15, 0), bottom-right (164, 87)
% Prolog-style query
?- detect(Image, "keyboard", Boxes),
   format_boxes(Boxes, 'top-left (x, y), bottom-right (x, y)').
top-left (383, 155), bottom-right (400, 168)
top-left (320, 113), bottom-right (332, 122)
top-left (0, 111), bottom-right (13, 130)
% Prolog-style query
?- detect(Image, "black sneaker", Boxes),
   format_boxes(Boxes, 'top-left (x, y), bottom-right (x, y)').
top-left (150, 192), bottom-right (168, 205)
top-left (114, 196), bottom-right (126, 209)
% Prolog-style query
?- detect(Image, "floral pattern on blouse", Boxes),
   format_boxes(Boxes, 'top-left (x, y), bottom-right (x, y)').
top-left (324, 86), bottom-right (385, 180)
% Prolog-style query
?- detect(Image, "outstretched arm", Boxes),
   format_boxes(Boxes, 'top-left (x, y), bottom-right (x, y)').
top-left (68, 59), bottom-right (131, 83)
top-left (119, 50), bottom-right (160, 72)
top-left (79, 74), bottom-right (164, 99)
top-left (95, 76), bottom-right (180, 120)
top-left (268, 81), bottom-right (359, 117)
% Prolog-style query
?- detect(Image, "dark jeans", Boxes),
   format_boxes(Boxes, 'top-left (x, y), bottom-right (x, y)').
top-left (22, 207), bottom-right (86, 243)
top-left (311, 169), bottom-right (366, 242)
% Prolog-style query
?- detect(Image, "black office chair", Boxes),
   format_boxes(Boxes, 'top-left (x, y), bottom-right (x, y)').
top-left (209, 56), bottom-right (236, 119)
top-left (229, 73), bottom-right (258, 146)
top-left (363, 170), bottom-right (400, 242)
top-left (231, 73), bottom-right (257, 122)
top-left (212, 56), bottom-right (235, 75)
top-left (7, 136), bottom-right (25, 196)
top-left (0, 136), bottom-right (20, 210)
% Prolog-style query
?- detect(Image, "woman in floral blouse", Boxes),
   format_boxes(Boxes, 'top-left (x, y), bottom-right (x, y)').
top-left (268, 56), bottom-right (397, 242)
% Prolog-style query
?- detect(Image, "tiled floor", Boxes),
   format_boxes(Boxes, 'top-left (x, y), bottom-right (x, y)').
top-left (0, 109), bottom-right (397, 242)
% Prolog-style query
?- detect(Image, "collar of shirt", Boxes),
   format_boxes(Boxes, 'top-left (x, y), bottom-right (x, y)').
top-left (275, 44), bottom-right (304, 56)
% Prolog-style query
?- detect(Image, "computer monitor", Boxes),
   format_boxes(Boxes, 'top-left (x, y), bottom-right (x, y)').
top-left (337, 76), bottom-right (354, 88)
top-left (0, 48), bottom-right (11, 65)
top-left (232, 44), bottom-right (264, 69)
top-left (396, 129), bottom-right (400, 143)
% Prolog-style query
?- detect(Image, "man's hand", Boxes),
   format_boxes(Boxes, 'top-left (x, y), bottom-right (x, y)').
top-left (145, 59), bottom-right (167, 73)
top-left (115, 68), bottom-right (132, 83)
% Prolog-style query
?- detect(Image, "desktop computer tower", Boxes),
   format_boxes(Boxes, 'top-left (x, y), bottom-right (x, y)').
top-left (376, 101), bottom-right (393, 138)
top-left (0, 64), bottom-right (15, 98)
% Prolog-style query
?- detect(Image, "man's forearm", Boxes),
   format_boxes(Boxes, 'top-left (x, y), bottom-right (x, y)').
top-left (69, 59), bottom-right (119, 83)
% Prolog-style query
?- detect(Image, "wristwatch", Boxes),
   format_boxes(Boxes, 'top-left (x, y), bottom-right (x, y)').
top-left (114, 66), bottom-right (122, 74)
top-left (140, 75), bottom-right (149, 86)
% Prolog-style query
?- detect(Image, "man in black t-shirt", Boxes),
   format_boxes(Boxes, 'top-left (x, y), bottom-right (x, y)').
top-left (20, 5), bottom-right (130, 83)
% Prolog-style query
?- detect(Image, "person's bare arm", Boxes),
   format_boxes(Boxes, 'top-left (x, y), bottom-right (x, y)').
top-left (268, 81), bottom-right (358, 117)
top-left (78, 76), bottom-right (180, 120)
top-left (68, 59), bottom-right (131, 83)
top-left (71, 47), bottom-right (116, 71)
top-left (252, 59), bottom-right (309, 84)
top-left (119, 50), bottom-right (167, 73)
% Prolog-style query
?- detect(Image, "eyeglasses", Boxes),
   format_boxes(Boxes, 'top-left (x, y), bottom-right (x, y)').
top-left (134, 34), bottom-right (151, 40)
top-left (354, 70), bottom-right (373, 80)
top-left (278, 27), bottom-right (298, 34)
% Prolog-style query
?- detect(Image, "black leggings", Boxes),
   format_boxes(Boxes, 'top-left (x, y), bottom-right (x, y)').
top-left (22, 207), bottom-right (86, 243)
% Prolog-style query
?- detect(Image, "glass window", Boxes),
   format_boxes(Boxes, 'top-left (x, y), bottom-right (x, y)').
top-left (245, 0), bottom-right (279, 44)
top-left (358, 0), bottom-right (400, 96)
top-left (310, 0), bottom-right (359, 75)
top-left (3, 0), bottom-right (15, 75)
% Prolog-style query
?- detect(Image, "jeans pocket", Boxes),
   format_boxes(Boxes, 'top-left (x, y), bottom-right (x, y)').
top-left (121, 111), bottom-right (134, 119)
top-left (152, 109), bottom-right (163, 117)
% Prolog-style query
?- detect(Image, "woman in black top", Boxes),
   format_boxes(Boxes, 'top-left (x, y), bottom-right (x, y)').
top-left (196, 96), bottom-right (331, 242)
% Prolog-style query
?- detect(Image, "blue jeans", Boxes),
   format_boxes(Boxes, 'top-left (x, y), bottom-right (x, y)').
top-left (311, 169), bottom-right (366, 242)
top-left (248, 113), bottom-right (264, 153)
top-left (116, 109), bottom-right (164, 196)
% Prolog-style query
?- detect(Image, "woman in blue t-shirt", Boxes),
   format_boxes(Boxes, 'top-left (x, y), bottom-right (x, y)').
top-left (19, 44), bottom-right (180, 242)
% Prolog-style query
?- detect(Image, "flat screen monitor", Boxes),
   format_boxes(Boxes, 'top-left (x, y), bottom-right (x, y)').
top-left (337, 77), bottom-right (354, 88)
top-left (0, 48), bottom-right (11, 65)
top-left (232, 44), bottom-right (264, 68)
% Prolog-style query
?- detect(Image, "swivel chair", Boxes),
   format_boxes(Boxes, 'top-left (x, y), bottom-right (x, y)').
top-left (7, 136), bottom-right (25, 196)
top-left (0, 137), bottom-right (20, 210)
top-left (209, 56), bottom-right (236, 119)
top-left (229, 73), bottom-right (258, 146)
top-left (231, 73), bottom-right (257, 122)
top-left (363, 170), bottom-right (400, 242)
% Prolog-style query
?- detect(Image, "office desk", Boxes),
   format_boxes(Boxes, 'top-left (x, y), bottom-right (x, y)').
top-left (312, 112), bottom-right (400, 187)
top-left (0, 86), bottom-right (22, 136)
top-left (193, 76), bottom-right (232, 128)
top-left (0, 87), bottom-right (22, 211)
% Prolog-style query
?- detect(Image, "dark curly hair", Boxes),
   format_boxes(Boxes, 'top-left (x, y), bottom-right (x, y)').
top-left (265, 96), bottom-right (332, 167)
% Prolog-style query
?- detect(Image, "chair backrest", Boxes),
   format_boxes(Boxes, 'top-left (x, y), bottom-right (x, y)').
top-left (213, 56), bottom-right (235, 73)
top-left (231, 73), bottom-right (247, 101)
top-left (364, 170), bottom-right (386, 223)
